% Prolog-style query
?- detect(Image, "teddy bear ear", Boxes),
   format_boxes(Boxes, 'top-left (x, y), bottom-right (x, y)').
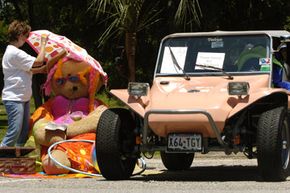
top-left (46, 49), bottom-right (68, 73)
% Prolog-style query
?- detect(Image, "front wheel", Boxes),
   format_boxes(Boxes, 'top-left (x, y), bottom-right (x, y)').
top-left (96, 108), bottom-right (137, 180)
top-left (257, 106), bottom-right (290, 181)
top-left (161, 152), bottom-right (194, 170)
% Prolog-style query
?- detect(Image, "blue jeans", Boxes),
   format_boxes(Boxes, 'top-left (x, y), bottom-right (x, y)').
top-left (0, 100), bottom-right (30, 147)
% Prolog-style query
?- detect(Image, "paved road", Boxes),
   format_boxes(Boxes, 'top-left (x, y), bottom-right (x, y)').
top-left (0, 152), bottom-right (289, 193)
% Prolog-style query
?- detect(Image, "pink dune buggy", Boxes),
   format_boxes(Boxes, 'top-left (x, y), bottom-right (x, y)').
top-left (95, 30), bottom-right (290, 181)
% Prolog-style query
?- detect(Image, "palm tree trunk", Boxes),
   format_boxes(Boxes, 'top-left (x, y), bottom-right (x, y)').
top-left (125, 32), bottom-right (136, 82)
top-left (27, 0), bottom-right (35, 27)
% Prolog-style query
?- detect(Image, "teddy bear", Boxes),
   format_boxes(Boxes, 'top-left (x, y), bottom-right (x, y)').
top-left (30, 50), bottom-right (107, 175)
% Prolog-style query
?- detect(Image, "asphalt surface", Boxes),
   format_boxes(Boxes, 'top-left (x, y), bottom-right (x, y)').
top-left (0, 152), bottom-right (289, 193)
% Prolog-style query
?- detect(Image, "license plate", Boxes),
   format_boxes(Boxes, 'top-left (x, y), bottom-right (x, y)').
top-left (167, 133), bottom-right (202, 152)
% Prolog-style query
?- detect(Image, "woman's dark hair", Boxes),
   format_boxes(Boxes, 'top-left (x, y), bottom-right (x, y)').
top-left (7, 20), bottom-right (31, 43)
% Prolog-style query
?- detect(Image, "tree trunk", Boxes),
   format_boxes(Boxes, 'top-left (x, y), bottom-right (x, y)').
top-left (125, 32), bottom-right (136, 82)
top-left (26, 0), bottom-right (46, 109)
top-left (27, 0), bottom-right (35, 27)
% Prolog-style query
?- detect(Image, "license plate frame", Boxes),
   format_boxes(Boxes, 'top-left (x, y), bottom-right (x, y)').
top-left (167, 133), bottom-right (202, 152)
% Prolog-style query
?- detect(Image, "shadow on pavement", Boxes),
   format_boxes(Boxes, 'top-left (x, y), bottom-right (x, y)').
top-left (132, 165), bottom-right (261, 182)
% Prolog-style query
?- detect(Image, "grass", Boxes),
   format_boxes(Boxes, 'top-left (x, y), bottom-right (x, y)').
top-left (96, 90), bottom-right (125, 108)
top-left (0, 126), bottom-right (6, 141)
top-left (0, 99), bottom-right (37, 141)
top-left (0, 93), bottom-right (122, 142)
top-left (0, 95), bottom-right (161, 160)
top-left (0, 101), bottom-right (8, 141)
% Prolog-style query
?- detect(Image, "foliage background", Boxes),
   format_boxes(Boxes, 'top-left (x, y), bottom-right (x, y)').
top-left (0, 0), bottom-right (289, 138)
top-left (0, 0), bottom-right (289, 98)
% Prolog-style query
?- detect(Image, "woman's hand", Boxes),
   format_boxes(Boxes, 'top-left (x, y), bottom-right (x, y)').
top-left (41, 34), bottom-right (49, 46)
top-left (33, 33), bottom-right (50, 67)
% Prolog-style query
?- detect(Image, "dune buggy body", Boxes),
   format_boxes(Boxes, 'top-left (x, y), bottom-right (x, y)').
top-left (96, 30), bottom-right (290, 181)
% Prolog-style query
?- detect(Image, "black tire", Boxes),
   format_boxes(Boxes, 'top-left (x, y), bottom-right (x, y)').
top-left (257, 106), bottom-right (290, 181)
top-left (96, 108), bottom-right (137, 180)
top-left (161, 152), bottom-right (194, 170)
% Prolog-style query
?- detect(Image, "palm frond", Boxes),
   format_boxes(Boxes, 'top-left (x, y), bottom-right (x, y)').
top-left (89, 0), bottom-right (119, 17)
top-left (89, 0), bottom-right (164, 45)
top-left (97, 18), bottom-right (121, 47)
top-left (174, 0), bottom-right (202, 30)
top-left (136, 3), bottom-right (162, 32)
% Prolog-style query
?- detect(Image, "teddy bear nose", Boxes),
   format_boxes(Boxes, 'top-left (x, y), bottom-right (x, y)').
top-left (72, 86), bottom-right (78, 91)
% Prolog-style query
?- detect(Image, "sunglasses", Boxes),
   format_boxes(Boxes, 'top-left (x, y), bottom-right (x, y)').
top-left (55, 74), bottom-right (80, 86)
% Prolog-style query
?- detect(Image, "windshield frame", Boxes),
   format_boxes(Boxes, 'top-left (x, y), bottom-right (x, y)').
top-left (154, 33), bottom-right (272, 78)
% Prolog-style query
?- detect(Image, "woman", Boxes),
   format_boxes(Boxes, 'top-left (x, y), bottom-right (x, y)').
top-left (1, 20), bottom-right (48, 147)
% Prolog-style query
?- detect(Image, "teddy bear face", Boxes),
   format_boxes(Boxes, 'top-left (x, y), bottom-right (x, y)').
top-left (51, 60), bottom-right (91, 100)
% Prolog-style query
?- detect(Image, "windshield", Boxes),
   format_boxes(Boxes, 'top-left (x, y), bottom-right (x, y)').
top-left (156, 35), bottom-right (271, 75)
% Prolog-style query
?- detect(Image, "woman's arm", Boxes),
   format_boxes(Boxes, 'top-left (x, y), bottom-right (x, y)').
top-left (31, 64), bottom-right (47, 74)
top-left (33, 34), bottom-right (49, 67)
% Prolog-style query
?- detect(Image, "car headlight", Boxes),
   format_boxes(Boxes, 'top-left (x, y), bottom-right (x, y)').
top-left (228, 82), bottom-right (249, 96)
top-left (128, 82), bottom-right (149, 97)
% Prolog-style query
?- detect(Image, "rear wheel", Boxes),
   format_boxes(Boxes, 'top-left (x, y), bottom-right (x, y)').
top-left (257, 106), bottom-right (290, 181)
top-left (161, 152), bottom-right (194, 170)
top-left (96, 108), bottom-right (137, 180)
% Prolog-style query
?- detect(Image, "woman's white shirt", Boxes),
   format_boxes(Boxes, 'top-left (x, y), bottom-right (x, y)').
top-left (2, 45), bottom-right (36, 102)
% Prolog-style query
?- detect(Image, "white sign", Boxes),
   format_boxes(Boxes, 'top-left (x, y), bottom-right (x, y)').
top-left (196, 52), bottom-right (225, 69)
top-left (160, 46), bottom-right (187, 73)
